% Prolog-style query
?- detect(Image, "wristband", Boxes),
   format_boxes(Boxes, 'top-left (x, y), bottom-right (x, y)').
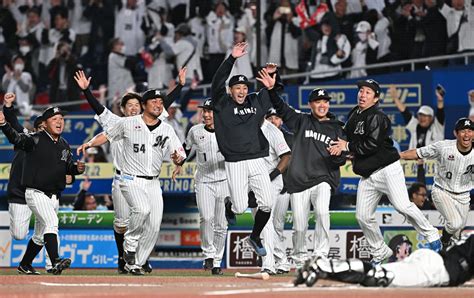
top-left (269, 168), bottom-right (281, 181)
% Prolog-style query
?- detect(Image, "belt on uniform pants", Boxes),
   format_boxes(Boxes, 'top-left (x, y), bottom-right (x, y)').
top-left (434, 184), bottom-right (469, 196)
top-left (123, 172), bottom-right (159, 180)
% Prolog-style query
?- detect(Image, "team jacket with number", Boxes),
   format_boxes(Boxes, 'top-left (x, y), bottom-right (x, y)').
top-left (344, 104), bottom-right (399, 178)
top-left (211, 55), bottom-right (272, 162)
top-left (1, 123), bottom-right (81, 194)
top-left (268, 89), bottom-right (347, 193)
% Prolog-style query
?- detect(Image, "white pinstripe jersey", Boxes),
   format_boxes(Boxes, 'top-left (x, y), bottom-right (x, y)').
top-left (417, 140), bottom-right (474, 194)
top-left (261, 120), bottom-right (291, 173)
top-left (106, 115), bottom-right (186, 176)
top-left (95, 108), bottom-right (170, 171)
top-left (185, 124), bottom-right (226, 183)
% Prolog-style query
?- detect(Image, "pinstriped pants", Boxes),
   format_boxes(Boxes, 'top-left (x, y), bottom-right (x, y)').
top-left (225, 158), bottom-right (274, 213)
top-left (195, 179), bottom-right (229, 268)
top-left (272, 177), bottom-right (291, 270)
top-left (9, 203), bottom-right (32, 240)
top-left (112, 175), bottom-right (130, 234)
top-left (431, 187), bottom-right (470, 239)
top-left (120, 176), bottom-right (163, 267)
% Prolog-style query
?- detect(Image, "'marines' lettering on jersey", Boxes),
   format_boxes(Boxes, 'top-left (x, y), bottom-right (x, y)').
top-left (234, 107), bottom-right (257, 115)
top-left (153, 135), bottom-right (169, 148)
top-left (305, 130), bottom-right (332, 144)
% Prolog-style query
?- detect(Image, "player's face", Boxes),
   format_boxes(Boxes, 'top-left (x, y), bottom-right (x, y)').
top-left (230, 84), bottom-right (248, 104)
top-left (357, 87), bottom-right (378, 111)
top-left (396, 242), bottom-right (412, 261)
top-left (143, 98), bottom-right (164, 118)
top-left (202, 108), bottom-right (214, 127)
top-left (266, 115), bottom-right (282, 128)
top-left (310, 99), bottom-right (330, 119)
top-left (417, 114), bottom-right (433, 128)
top-left (123, 98), bottom-right (141, 117)
top-left (455, 128), bottom-right (473, 150)
top-left (45, 114), bottom-right (64, 136)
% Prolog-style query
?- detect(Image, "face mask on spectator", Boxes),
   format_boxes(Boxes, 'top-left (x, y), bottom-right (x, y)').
top-left (120, 46), bottom-right (126, 54)
top-left (358, 32), bottom-right (368, 42)
top-left (19, 46), bottom-right (31, 55)
top-left (14, 63), bottom-right (24, 72)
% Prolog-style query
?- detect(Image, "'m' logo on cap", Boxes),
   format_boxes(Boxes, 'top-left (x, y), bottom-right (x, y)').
top-left (239, 76), bottom-right (245, 81)
top-left (367, 79), bottom-right (374, 83)
top-left (155, 90), bottom-right (161, 96)
top-left (318, 90), bottom-right (325, 96)
top-left (465, 120), bottom-right (471, 126)
top-left (53, 107), bottom-right (60, 113)
top-left (205, 99), bottom-right (211, 105)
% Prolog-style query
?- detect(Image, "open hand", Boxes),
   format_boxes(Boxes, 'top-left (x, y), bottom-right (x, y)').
top-left (178, 67), bottom-right (187, 86)
top-left (256, 68), bottom-right (276, 90)
top-left (74, 70), bottom-right (91, 90)
top-left (231, 42), bottom-right (248, 59)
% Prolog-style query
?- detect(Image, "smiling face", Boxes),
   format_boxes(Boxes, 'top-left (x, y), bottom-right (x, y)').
top-left (357, 86), bottom-right (378, 111)
top-left (310, 99), bottom-right (330, 119)
top-left (143, 98), bottom-right (164, 118)
top-left (266, 115), bottom-right (283, 128)
top-left (202, 109), bottom-right (214, 128)
top-left (230, 84), bottom-right (248, 104)
top-left (455, 128), bottom-right (474, 151)
top-left (122, 98), bottom-right (141, 117)
top-left (417, 114), bottom-right (433, 128)
top-left (45, 114), bottom-right (64, 137)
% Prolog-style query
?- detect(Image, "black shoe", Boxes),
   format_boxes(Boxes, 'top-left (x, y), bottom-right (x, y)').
top-left (51, 258), bottom-right (71, 275)
top-left (123, 250), bottom-right (136, 265)
top-left (211, 267), bottom-right (223, 275)
top-left (142, 261), bottom-right (152, 273)
top-left (203, 258), bottom-right (213, 270)
top-left (276, 269), bottom-right (290, 274)
top-left (256, 256), bottom-right (262, 267)
top-left (248, 191), bottom-right (257, 208)
top-left (46, 269), bottom-right (53, 274)
top-left (261, 268), bottom-right (276, 276)
top-left (224, 198), bottom-right (236, 225)
top-left (118, 268), bottom-right (128, 274)
top-left (18, 264), bottom-right (40, 275)
top-left (118, 257), bottom-right (127, 274)
top-left (130, 268), bottom-right (145, 276)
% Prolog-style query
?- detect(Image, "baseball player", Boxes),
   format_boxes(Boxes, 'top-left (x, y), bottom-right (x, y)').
top-left (82, 90), bottom-right (186, 275)
top-left (399, 118), bottom-right (474, 249)
top-left (211, 42), bottom-right (275, 256)
top-left (0, 106), bottom-right (85, 275)
top-left (259, 70), bottom-right (347, 266)
top-left (329, 79), bottom-right (441, 264)
top-left (172, 99), bottom-right (229, 275)
top-left (295, 232), bottom-right (474, 288)
top-left (74, 69), bottom-right (185, 273)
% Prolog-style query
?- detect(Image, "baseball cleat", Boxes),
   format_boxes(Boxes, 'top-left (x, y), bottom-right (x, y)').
top-left (429, 239), bottom-right (442, 253)
top-left (142, 261), bottom-right (153, 273)
top-left (123, 250), bottom-right (136, 265)
top-left (211, 267), bottom-right (223, 275)
top-left (203, 258), bottom-right (214, 270)
top-left (51, 258), bottom-right (71, 275)
top-left (276, 269), bottom-right (290, 274)
top-left (245, 236), bottom-right (267, 256)
top-left (261, 268), bottom-right (276, 276)
top-left (18, 264), bottom-right (40, 275)
top-left (224, 198), bottom-right (236, 225)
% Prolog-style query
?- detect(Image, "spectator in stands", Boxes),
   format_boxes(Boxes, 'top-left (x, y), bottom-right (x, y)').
top-left (0, 1), bottom-right (17, 80)
top-left (348, 21), bottom-right (378, 78)
top-left (17, 8), bottom-right (43, 45)
top-left (73, 178), bottom-right (97, 211)
top-left (2, 55), bottom-right (34, 116)
top-left (366, 9), bottom-right (392, 73)
top-left (47, 41), bottom-right (80, 108)
top-left (267, 0), bottom-right (301, 75)
top-left (188, 5), bottom-right (207, 72)
top-left (440, 0), bottom-right (473, 56)
top-left (389, 84), bottom-right (445, 150)
top-left (390, 1), bottom-right (416, 70)
top-left (164, 102), bottom-right (186, 143)
top-left (408, 182), bottom-right (431, 210)
top-left (308, 18), bottom-right (350, 81)
top-left (422, 0), bottom-right (447, 67)
top-left (68, 0), bottom-right (92, 58)
top-left (227, 27), bottom-right (253, 80)
top-left (204, 1), bottom-right (234, 83)
top-left (469, 90), bottom-right (474, 121)
top-left (107, 38), bottom-right (135, 102)
top-left (410, 0), bottom-right (427, 60)
top-left (114, 0), bottom-right (145, 55)
top-left (334, 0), bottom-right (367, 47)
top-left (167, 0), bottom-right (188, 26)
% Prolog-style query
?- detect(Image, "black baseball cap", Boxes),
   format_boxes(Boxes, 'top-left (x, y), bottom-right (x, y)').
top-left (309, 88), bottom-right (331, 102)
top-left (357, 79), bottom-right (381, 97)
top-left (265, 107), bottom-right (279, 119)
top-left (32, 115), bottom-right (44, 129)
top-left (42, 106), bottom-right (66, 121)
top-left (455, 117), bottom-right (474, 131)
top-left (141, 89), bottom-right (165, 104)
top-left (228, 75), bottom-right (251, 88)
top-left (388, 234), bottom-right (412, 254)
top-left (198, 98), bottom-right (214, 110)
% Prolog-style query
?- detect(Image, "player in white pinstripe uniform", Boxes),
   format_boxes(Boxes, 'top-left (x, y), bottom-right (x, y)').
top-left (400, 118), bottom-right (474, 249)
top-left (172, 99), bottom-right (229, 275)
top-left (255, 119), bottom-right (291, 274)
top-left (80, 90), bottom-right (186, 275)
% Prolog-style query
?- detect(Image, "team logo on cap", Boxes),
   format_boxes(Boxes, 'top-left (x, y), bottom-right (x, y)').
top-left (239, 76), bottom-right (245, 81)
top-left (318, 90), bottom-right (325, 96)
top-left (54, 107), bottom-right (60, 113)
top-left (155, 90), bottom-right (161, 96)
top-left (465, 120), bottom-right (471, 126)
top-left (367, 79), bottom-right (375, 84)
top-left (204, 99), bottom-right (211, 106)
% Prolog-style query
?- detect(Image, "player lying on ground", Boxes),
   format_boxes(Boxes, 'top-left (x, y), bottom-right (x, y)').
top-left (294, 233), bottom-right (474, 288)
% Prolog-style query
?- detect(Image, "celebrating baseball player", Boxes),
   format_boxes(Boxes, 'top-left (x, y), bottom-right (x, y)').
top-left (400, 118), bottom-right (474, 249)
top-left (0, 106), bottom-right (85, 275)
top-left (258, 69), bottom-right (347, 266)
top-left (295, 232), bottom-right (474, 288)
top-left (329, 79), bottom-right (441, 264)
top-left (211, 42), bottom-right (275, 256)
top-left (172, 99), bottom-right (229, 275)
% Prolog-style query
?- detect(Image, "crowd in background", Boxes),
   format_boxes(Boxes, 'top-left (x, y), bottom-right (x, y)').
top-left (0, 0), bottom-right (473, 116)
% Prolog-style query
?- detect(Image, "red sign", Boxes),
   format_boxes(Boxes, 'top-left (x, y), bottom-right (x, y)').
top-left (181, 230), bottom-right (201, 246)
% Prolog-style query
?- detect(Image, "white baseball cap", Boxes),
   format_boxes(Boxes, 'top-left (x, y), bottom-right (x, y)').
top-left (355, 21), bottom-right (371, 33)
top-left (417, 105), bottom-right (434, 117)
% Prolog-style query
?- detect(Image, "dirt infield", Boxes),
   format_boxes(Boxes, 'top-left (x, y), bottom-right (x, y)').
top-left (0, 269), bottom-right (473, 298)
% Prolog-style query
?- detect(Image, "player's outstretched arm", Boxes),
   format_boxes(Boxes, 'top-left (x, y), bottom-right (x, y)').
top-left (2, 93), bottom-right (24, 133)
top-left (399, 149), bottom-right (419, 160)
top-left (164, 67), bottom-right (187, 110)
top-left (0, 112), bottom-right (36, 151)
top-left (74, 70), bottom-right (105, 115)
top-left (76, 132), bottom-right (109, 155)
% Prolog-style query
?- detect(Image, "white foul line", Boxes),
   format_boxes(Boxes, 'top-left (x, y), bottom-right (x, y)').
top-left (39, 282), bottom-right (162, 287)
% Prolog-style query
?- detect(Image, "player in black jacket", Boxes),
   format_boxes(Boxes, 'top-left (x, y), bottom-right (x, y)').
top-left (329, 79), bottom-right (441, 264)
top-left (0, 106), bottom-right (85, 275)
top-left (258, 69), bottom-right (346, 266)
top-left (295, 232), bottom-right (474, 288)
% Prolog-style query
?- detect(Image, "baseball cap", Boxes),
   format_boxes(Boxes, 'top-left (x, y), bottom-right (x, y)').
top-left (265, 107), bottom-right (279, 119)
top-left (175, 23), bottom-right (191, 36)
top-left (42, 106), bottom-right (66, 121)
top-left (357, 79), bottom-right (381, 97)
top-left (355, 21), bottom-right (371, 33)
top-left (388, 234), bottom-right (412, 255)
top-left (198, 98), bottom-right (214, 110)
top-left (234, 27), bottom-right (246, 35)
top-left (309, 88), bottom-right (331, 102)
top-left (142, 89), bottom-right (165, 104)
top-left (455, 117), bottom-right (474, 131)
top-left (417, 105), bottom-right (434, 117)
top-left (32, 115), bottom-right (44, 129)
top-left (228, 75), bottom-right (251, 88)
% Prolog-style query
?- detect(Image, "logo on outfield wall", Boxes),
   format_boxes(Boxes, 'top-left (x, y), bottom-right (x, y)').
top-left (0, 230), bottom-right (11, 266)
top-left (228, 232), bottom-right (257, 267)
top-left (346, 232), bottom-right (372, 261)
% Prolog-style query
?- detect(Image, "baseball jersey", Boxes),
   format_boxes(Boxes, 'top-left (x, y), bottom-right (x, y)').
top-left (184, 124), bottom-right (226, 183)
top-left (106, 115), bottom-right (185, 176)
top-left (417, 140), bottom-right (474, 194)
top-left (260, 120), bottom-right (291, 173)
